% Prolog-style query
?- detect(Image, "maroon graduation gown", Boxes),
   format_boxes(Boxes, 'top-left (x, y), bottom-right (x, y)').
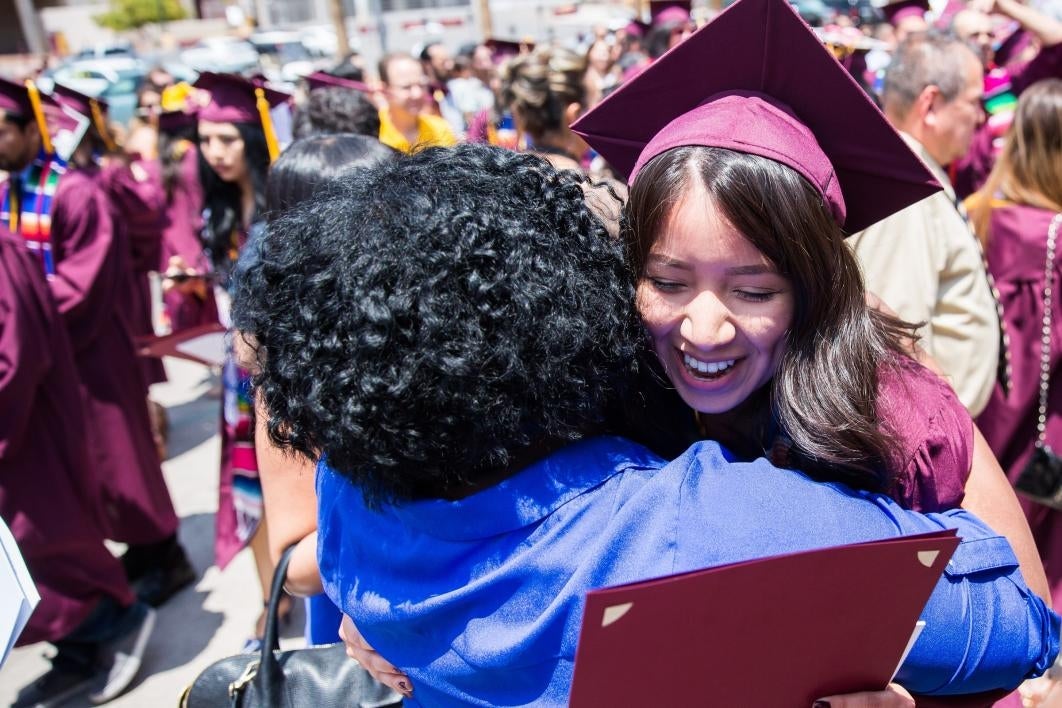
top-left (159, 144), bottom-right (219, 332)
top-left (976, 203), bottom-right (1062, 611)
top-left (0, 229), bottom-right (134, 645)
top-left (101, 158), bottom-right (167, 386)
top-left (47, 166), bottom-right (179, 545)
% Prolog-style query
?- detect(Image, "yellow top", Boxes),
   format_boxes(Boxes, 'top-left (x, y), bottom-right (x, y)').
top-left (378, 109), bottom-right (457, 153)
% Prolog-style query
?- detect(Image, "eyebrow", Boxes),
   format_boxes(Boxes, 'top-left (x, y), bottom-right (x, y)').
top-left (645, 255), bottom-right (776, 276)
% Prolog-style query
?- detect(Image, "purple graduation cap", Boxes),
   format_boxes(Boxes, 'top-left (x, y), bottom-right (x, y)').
top-left (304, 70), bottom-right (371, 95)
top-left (881, 0), bottom-right (929, 27)
top-left (571, 0), bottom-right (941, 235)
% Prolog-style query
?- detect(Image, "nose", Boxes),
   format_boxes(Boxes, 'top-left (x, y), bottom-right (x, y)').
top-left (679, 291), bottom-right (737, 349)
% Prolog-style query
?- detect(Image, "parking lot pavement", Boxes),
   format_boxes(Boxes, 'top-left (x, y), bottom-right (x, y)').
top-left (0, 357), bottom-right (306, 707)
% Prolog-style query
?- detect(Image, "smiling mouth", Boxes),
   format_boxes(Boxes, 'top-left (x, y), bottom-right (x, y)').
top-left (682, 352), bottom-right (737, 381)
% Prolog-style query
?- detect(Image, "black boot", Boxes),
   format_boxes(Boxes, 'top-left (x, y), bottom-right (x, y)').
top-left (127, 535), bottom-right (196, 607)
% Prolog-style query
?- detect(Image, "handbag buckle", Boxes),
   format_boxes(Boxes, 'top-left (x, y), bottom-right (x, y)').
top-left (228, 660), bottom-right (260, 699)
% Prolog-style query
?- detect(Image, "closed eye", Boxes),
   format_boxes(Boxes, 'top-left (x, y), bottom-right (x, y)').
top-left (735, 290), bottom-right (778, 303)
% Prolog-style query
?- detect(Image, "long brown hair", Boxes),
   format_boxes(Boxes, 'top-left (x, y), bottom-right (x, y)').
top-left (625, 146), bottom-right (916, 491)
top-left (971, 79), bottom-right (1062, 243)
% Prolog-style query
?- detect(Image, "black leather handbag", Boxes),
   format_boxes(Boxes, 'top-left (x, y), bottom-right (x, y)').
top-left (179, 545), bottom-right (403, 708)
top-left (1014, 213), bottom-right (1062, 510)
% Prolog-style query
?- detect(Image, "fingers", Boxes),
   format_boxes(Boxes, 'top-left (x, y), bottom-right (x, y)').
top-left (339, 614), bottom-right (413, 699)
top-left (814, 684), bottom-right (915, 708)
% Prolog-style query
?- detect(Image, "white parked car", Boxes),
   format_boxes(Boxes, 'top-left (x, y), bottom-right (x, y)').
top-left (180, 37), bottom-right (260, 74)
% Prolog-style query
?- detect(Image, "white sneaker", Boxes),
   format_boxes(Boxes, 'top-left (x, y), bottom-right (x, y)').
top-left (88, 605), bottom-right (156, 705)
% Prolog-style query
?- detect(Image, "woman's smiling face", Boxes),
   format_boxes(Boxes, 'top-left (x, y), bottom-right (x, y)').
top-left (636, 180), bottom-right (794, 415)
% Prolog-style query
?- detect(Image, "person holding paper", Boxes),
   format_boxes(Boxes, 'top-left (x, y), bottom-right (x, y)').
top-left (235, 140), bottom-right (1057, 707)
top-left (0, 227), bottom-right (156, 706)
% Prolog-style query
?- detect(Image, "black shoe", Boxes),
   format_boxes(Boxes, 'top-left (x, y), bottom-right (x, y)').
top-left (12, 654), bottom-right (96, 708)
top-left (132, 544), bottom-right (196, 607)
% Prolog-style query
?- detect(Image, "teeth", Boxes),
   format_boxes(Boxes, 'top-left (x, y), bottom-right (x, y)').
top-left (683, 354), bottom-right (735, 375)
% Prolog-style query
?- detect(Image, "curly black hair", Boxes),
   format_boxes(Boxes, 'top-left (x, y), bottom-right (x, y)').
top-left (233, 144), bottom-right (642, 505)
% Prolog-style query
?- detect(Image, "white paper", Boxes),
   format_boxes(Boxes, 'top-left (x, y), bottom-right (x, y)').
top-left (176, 331), bottom-right (228, 367)
top-left (889, 620), bottom-right (926, 682)
top-left (0, 517), bottom-right (39, 667)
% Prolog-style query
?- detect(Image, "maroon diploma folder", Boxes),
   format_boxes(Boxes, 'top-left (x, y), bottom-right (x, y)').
top-left (135, 322), bottom-right (227, 367)
top-left (570, 530), bottom-right (959, 707)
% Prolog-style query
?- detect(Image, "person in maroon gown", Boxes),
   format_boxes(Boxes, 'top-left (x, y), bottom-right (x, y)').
top-left (50, 82), bottom-right (168, 389)
top-left (0, 76), bottom-right (193, 609)
top-left (156, 103), bottom-right (220, 333)
top-left (193, 71), bottom-right (291, 649)
top-left (0, 226), bottom-right (156, 707)
top-left (972, 80), bottom-right (1062, 614)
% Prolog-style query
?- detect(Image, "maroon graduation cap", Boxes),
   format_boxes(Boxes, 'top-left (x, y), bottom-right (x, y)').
top-left (484, 37), bottom-right (535, 62)
top-left (194, 71), bottom-right (290, 162)
top-left (881, 0), bottom-right (929, 27)
top-left (304, 70), bottom-right (371, 95)
top-left (51, 82), bottom-right (117, 150)
top-left (571, 0), bottom-right (941, 235)
top-left (650, 0), bottom-right (693, 25)
top-left (0, 76), bottom-right (75, 151)
top-left (194, 71), bottom-right (289, 125)
top-left (158, 108), bottom-right (198, 135)
top-left (50, 82), bottom-right (107, 118)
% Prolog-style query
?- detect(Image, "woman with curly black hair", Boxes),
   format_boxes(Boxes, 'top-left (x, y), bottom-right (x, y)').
top-left (235, 143), bottom-right (1055, 706)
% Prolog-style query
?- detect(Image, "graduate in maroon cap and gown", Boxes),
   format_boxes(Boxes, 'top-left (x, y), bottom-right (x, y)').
top-left (50, 82), bottom-right (168, 389)
top-left (0, 223), bottom-right (156, 705)
top-left (0, 78), bottom-right (192, 609)
top-left (193, 71), bottom-right (293, 646)
top-left (156, 99), bottom-right (219, 334)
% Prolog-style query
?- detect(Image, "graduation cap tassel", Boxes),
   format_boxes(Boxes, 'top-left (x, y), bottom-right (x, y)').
top-left (89, 99), bottom-right (118, 153)
top-left (255, 87), bottom-right (280, 164)
top-left (23, 79), bottom-right (53, 155)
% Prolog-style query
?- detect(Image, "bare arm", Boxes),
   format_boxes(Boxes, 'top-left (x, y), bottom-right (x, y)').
top-left (867, 291), bottom-right (1049, 603)
top-left (991, 0), bottom-right (1062, 47)
top-left (961, 425), bottom-right (1051, 604)
top-left (254, 396), bottom-right (323, 597)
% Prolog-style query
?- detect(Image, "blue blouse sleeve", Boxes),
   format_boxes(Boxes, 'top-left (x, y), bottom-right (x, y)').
top-left (674, 443), bottom-right (1059, 697)
top-left (894, 507), bottom-right (1059, 695)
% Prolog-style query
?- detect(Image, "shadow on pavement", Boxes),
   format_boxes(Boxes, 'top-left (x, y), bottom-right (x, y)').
top-left (163, 384), bottom-right (221, 461)
top-left (141, 512), bottom-right (224, 677)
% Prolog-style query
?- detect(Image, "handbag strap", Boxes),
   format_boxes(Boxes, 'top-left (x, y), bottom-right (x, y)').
top-left (1034, 213), bottom-right (1062, 446)
top-left (261, 544), bottom-right (297, 660)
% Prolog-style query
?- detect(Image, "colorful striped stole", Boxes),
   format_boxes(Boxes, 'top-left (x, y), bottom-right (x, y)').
top-left (0, 151), bottom-right (67, 279)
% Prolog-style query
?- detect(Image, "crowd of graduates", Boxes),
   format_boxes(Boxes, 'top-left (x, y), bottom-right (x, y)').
top-left (2, 0), bottom-right (1062, 704)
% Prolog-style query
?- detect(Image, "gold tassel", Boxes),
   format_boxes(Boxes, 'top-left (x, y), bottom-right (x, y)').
top-left (90, 99), bottom-right (118, 153)
top-left (255, 87), bottom-right (279, 164)
top-left (24, 79), bottom-right (53, 155)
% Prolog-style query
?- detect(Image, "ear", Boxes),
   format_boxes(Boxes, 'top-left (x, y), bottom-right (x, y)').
top-left (914, 84), bottom-right (942, 128)
top-left (564, 102), bottom-right (583, 127)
